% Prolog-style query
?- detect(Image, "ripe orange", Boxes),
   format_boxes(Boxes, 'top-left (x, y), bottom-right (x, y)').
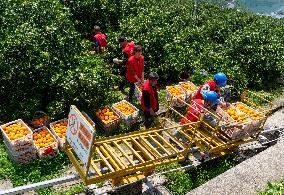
top-left (33, 129), bottom-right (55, 149)
top-left (51, 120), bottom-right (67, 138)
top-left (96, 107), bottom-right (118, 123)
top-left (1, 122), bottom-right (29, 140)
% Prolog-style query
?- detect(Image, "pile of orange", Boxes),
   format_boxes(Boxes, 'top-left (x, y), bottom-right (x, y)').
top-left (114, 103), bottom-right (135, 116)
top-left (1, 123), bottom-right (30, 141)
top-left (96, 107), bottom-right (119, 123)
top-left (32, 116), bottom-right (48, 126)
top-left (167, 86), bottom-right (184, 97)
top-left (226, 108), bottom-right (249, 123)
top-left (51, 120), bottom-right (67, 138)
top-left (33, 129), bottom-right (55, 149)
top-left (180, 82), bottom-right (196, 91)
top-left (236, 104), bottom-right (263, 120)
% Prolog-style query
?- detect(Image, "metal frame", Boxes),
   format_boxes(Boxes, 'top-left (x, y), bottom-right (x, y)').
top-left (64, 89), bottom-right (272, 186)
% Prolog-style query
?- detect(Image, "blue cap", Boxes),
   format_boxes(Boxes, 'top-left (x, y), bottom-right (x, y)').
top-left (214, 72), bottom-right (228, 87)
top-left (203, 91), bottom-right (220, 105)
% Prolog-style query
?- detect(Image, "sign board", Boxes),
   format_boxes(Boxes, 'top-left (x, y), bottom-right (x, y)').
top-left (66, 105), bottom-right (95, 167)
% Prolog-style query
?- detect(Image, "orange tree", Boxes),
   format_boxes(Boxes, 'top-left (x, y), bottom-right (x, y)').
top-left (66, 0), bottom-right (284, 95)
top-left (0, 0), bottom-right (119, 121)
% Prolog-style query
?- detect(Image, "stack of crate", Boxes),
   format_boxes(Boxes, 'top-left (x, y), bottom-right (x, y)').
top-left (0, 119), bottom-right (36, 164)
top-left (33, 126), bottom-right (58, 158)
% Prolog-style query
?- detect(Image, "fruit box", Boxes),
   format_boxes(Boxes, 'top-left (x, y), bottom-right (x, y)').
top-left (6, 145), bottom-right (37, 164)
top-left (216, 105), bottom-right (254, 139)
top-left (178, 81), bottom-right (198, 102)
top-left (134, 81), bottom-right (145, 100)
top-left (3, 138), bottom-right (35, 154)
top-left (112, 100), bottom-right (139, 125)
top-left (166, 85), bottom-right (186, 107)
top-left (233, 102), bottom-right (266, 133)
top-left (33, 126), bottom-right (58, 158)
top-left (222, 127), bottom-right (249, 140)
top-left (49, 119), bottom-right (67, 150)
top-left (0, 119), bottom-right (34, 152)
top-left (95, 106), bottom-right (120, 133)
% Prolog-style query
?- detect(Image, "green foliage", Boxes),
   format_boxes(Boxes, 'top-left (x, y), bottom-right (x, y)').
top-left (0, 0), bottom-right (120, 121)
top-left (0, 0), bottom-right (80, 121)
top-left (62, 0), bottom-right (122, 37)
top-left (259, 178), bottom-right (284, 195)
top-left (159, 158), bottom-right (236, 195)
top-left (58, 182), bottom-right (86, 195)
top-left (113, 0), bottom-right (284, 93)
top-left (0, 139), bottom-right (70, 186)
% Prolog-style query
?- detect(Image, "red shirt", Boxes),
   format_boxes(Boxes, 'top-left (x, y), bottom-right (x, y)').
top-left (122, 42), bottom-right (135, 58)
top-left (181, 99), bottom-right (204, 124)
top-left (141, 80), bottom-right (159, 111)
top-left (194, 80), bottom-right (220, 100)
top-left (126, 55), bottom-right (144, 83)
top-left (94, 32), bottom-right (107, 48)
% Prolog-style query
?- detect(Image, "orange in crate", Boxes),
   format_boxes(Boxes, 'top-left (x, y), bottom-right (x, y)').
top-left (113, 103), bottom-right (135, 116)
top-left (179, 82), bottom-right (196, 91)
top-left (33, 129), bottom-right (56, 149)
top-left (226, 108), bottom-right (249, 123)
top-left (96, 107), bottom-right (119, 124)
top-left (235, 104), bottom-right (263, 120)
top-left (1, 123), bottom-right (30, 141)
top-left (51, 120), bottom-right (67, 138)
top-left (167, 86), bottom-right (184, 97)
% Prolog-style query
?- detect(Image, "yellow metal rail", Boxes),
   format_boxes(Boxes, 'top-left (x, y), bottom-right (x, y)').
top-left (65, 89), bottom-right (272, 186)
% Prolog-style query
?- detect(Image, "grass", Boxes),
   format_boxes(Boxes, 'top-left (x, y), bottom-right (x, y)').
top-left (259, 177), bottom-right (284, 195)
top-left (246, 86), bottom-right (284, 106)
top-left (156, 156), bottom-right (238, 195)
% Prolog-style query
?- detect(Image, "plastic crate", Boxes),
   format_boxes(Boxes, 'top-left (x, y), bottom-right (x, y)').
top-left (31, 111), bottom-right (49, 130)
top-left (221, 127), bottom-right (249, 140)
top-left (7, 146), bottom-right (37, 164)
top-left (134, 81), bottom-right (145, 100)
top-left (134, 83), bottom-right (142, 100)
top-left (234, 102), bottom-right (266, 133)
top-left (0, 119), bottom-right (34, 152)
top-left (166, 85), bottom-right (186, 107)
top-left (178, 81), bottom-right (197, 102)
top-left (49, 119), bottom-right (67, 150)
top-left (112, 100), bottom-right (139, 125)
top-left (33, 126), bottom-right (58, 158)
top-left (216, 105), bottom-right (254, 140)
top-left (95, 106), bottom-right (120, 133)
top-left (3, 138), bottom-right (35, 154)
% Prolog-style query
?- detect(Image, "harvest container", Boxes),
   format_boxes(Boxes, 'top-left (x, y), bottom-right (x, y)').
top-left (112, 100), bottom-right (139, 125)
top-left (178, 81), bottom-right (197, 102)
top-left (95, 106), bottom-right (120, 133)
top-left (0, 119), bottom-right (34, 153)
top-left (33, 126), bottom-right (58, 158)
top-left (216, 105), bottom-right (254, 140)
top-left (166, 85), bottom-right (186, 107)
top-left (49, 119), bottom-right (67, 150)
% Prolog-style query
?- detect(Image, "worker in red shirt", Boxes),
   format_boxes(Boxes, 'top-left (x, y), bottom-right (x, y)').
top-left (141, 72), bottom-right (159, 128)
top-left (126, 45), bottom-right (144, 102)
top-left (181, 91), bottom-right (241, 130)
top-left (91, 26), bottom-right (107, 53)
top-left (181, 91), bottom-right (220, 124)
top-left (113, 36), bottom-right (136, 91)
top-left (113, 36), bottom-right (135, 64)
top-left (194, 72), bottom-right (228, 101)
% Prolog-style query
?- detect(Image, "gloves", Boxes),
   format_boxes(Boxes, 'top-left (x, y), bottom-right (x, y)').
top-left (113, 58), bottom-right (119, 64)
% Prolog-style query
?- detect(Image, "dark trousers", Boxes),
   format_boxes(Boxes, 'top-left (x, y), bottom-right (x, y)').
top-left (119, 68), bottom-right (126, 91)
top-left (144, 108), bottom-right (158, 128)
top-left (144, 111), bottom-right (152, 128)
top-left (128, 82), bottom-right (135, 102)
